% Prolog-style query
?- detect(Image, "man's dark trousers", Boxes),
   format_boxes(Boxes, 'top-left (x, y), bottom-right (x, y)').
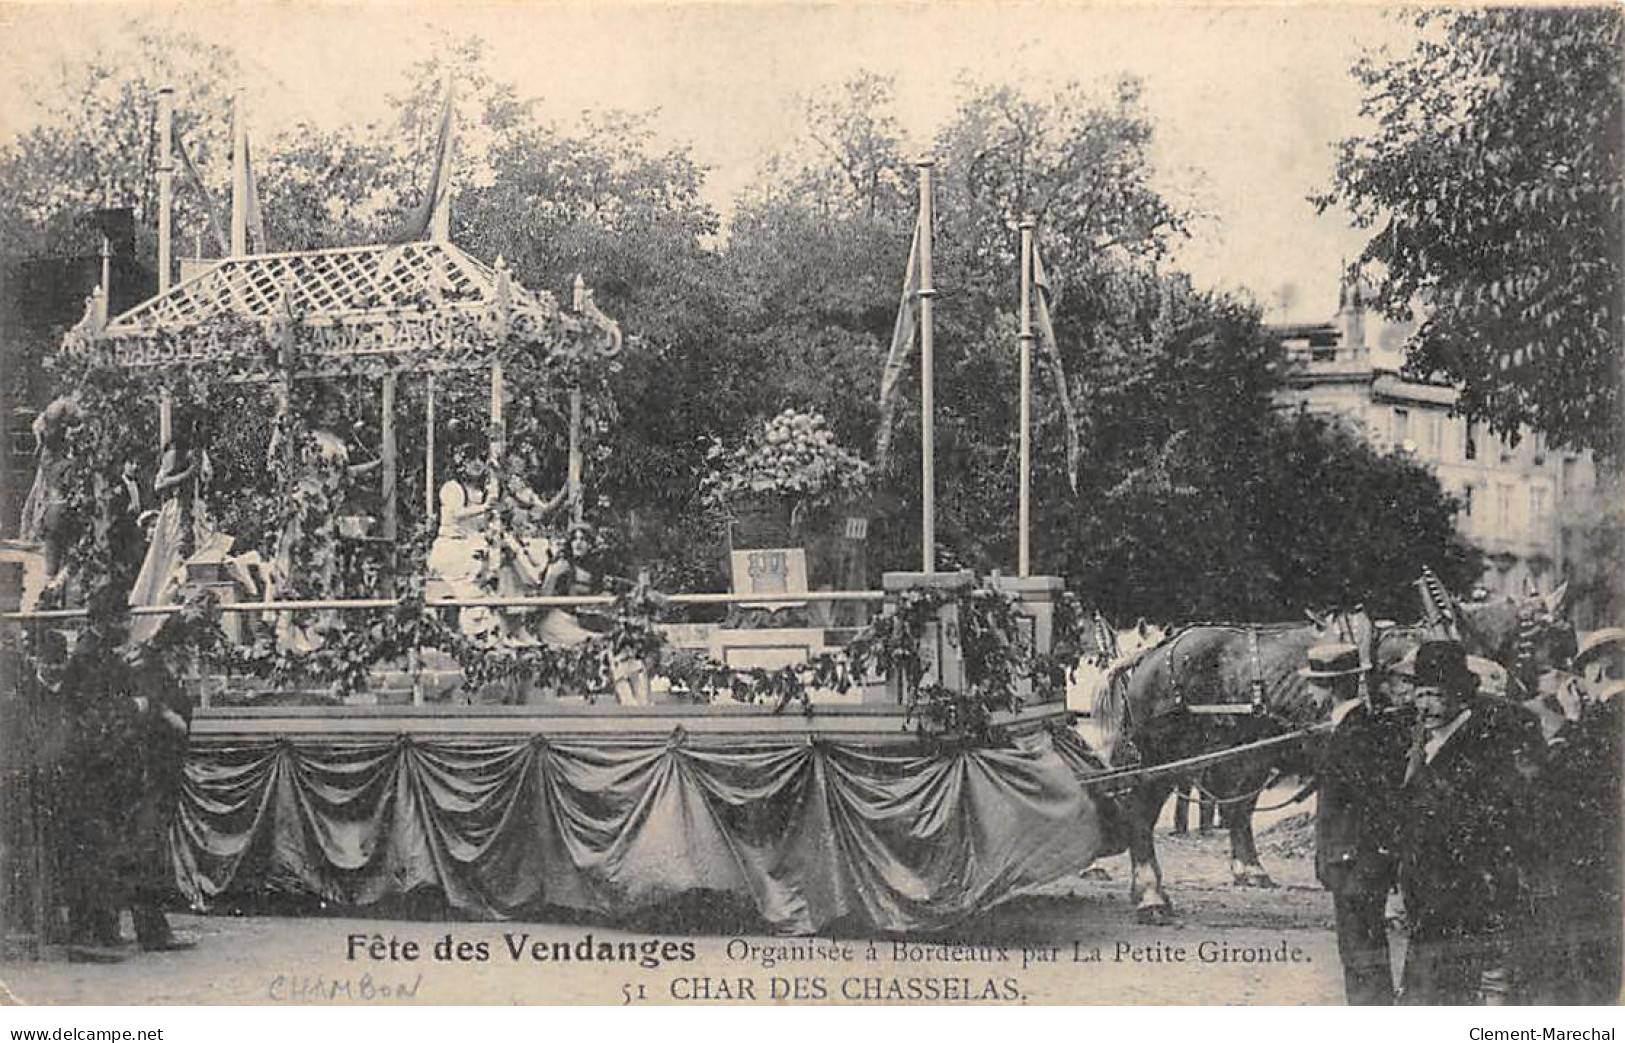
top-left (1333, 891), bottom-right (1393, 1005)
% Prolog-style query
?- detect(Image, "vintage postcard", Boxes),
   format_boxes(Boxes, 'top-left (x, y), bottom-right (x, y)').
top-left (0, 0), bottom-right (1619, 1014)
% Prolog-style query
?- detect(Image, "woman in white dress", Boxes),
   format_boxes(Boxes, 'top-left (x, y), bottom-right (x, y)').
top-left (128, 433), bottom-right (196, 643)
top-left (19, 397), bottom-right (79, 591)
top-left (428, 452), bottom-right (500, 640)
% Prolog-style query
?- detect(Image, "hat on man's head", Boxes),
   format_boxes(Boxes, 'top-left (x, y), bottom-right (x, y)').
top-left (1393, 638), bottom-right (1478, 691)
top-left (1300, 642), bottom-right (1366, 680)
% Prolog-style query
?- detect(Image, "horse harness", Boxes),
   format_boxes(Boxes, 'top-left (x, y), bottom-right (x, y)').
top-left (1163, 624), bottom-right (1275, 719)
top-left (1110, 623), bottom-right (1321, 809)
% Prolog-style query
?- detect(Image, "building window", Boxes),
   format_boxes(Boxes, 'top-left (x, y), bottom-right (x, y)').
top-left (1533, 433), bottom-right (1546, 464)
top-left (1464, 422), bottom-right (1477, 461)
top-left (1426, 414), bottom-right (1442, 457)
top-left (1562, 458), bottom-right (1576, 496)
top-left (1497, 484), bottom-right (1513, 531)
top-left (1531, 485), bottom-right (1548, 522)
top-left (1462, 484), bottom-right (1474, 517)
top-left (1393, 408), bottom-right (1410, 447)
top-left (9, 410), bottom-right (36, 460)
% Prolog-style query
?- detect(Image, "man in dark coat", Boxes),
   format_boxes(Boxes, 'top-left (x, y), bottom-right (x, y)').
top-left (1308, 642), bottom-right (1410, 1005)
top-left (58, 622), bottom-right (195, 957)
top-left (1395, 638), bottom-right (1542, 1005)
top-left (1565, 691), bottom-right (1622, 1003)
top-left (1516, 685), bottom-right (1622, 1004)
top-left (117, 638), bottom-right (195, 950)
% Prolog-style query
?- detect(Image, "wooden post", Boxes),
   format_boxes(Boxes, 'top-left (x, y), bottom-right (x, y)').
top-left (274, 284), bottom-right (295, 480)
top-left (490, 361), bottom-right (505, 468)
top-left (568, 391), bottom-right (583, 524)
top-left (380, 373), bottom-right (397, 541)
top-left (1018, 215), bottom-right (1035, 578)
top-left (157, 86), bottom-right (174, 293)
top-left (917, 161), bottom-right (937, 574)
top-left (230, 91), bottom-right (247, 258)
top-left (425, 375), bottom-right (437, 524)
top-left (569, 275), bottom-right (586, 523)
top-left (97, 234), bottom-right (111, 326)
top-left (490, 258), bottom-right (510, 469)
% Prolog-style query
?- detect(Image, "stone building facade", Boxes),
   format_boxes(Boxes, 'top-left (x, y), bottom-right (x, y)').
top-left (1271, 279), bottom-right (1609, 625)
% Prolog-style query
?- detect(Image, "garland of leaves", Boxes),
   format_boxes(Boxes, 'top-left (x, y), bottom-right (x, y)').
top-left (153, 573), bottom-right (1086, 745)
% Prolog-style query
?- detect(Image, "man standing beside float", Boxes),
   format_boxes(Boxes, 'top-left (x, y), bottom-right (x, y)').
top-left (1393, 638), bottom-right (1543, 1004)
top-left (1305, 641), bottom-right (1410, 1005)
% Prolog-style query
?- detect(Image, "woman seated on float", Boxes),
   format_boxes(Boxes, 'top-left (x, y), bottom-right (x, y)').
top-left (428, 448), bottom-right (503, 640)
top-left (492, 449), bottom-right (571, 606)
top-left (264, 399), bottom-right (381, 652)
top-left (534, 522), bottom-right (649, 705)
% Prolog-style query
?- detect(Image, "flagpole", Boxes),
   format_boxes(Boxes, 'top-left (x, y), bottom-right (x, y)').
top-left (156, 87), bottom-right (174, 293)
top-left (1018, 214), bottom-right (1035, 578)
top-left (97, 232), bottom-right (110, 327)
top-left (158, 81), bottom-right (174, 445)
top-left (230, 91), bottom-right (247, 257)
top-left (570, 275), bottom-right (586, 525)
top-left (917, 160), bottom-right (936, 574)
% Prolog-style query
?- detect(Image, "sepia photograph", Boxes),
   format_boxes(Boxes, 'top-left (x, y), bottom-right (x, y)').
top-left (0, 0), bottom-right (1619, 1015)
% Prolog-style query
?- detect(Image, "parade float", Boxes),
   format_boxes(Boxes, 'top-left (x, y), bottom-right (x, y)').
top-left (0, 88), bottom-right (1111, 942)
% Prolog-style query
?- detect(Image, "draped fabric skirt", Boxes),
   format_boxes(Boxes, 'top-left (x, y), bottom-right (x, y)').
top-left (428, 535), bottom-right (499, 639)
top-left (129, 498), bottom-right (185, 643)
top-left (171, 726), bottom-right (1106, 934)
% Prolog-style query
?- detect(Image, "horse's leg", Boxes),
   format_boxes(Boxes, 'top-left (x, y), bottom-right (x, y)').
top-left (1126, 777), bottom-right (1179, 923)
top-left (1220, 763), bottom-right (1277, 888)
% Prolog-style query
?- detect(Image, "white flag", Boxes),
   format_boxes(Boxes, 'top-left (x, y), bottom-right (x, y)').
top-left (1033, 242), bottom-right (1083, 493)
top-left (874, 213), bottom-right (922, 468)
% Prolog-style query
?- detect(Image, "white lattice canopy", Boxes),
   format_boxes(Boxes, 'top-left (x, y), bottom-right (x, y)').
top-left (96, 240), bottom-right (618, 369)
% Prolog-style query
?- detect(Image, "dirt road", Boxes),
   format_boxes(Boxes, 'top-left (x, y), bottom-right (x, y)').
top-left (0, 791), bottom-right (1357, 1005)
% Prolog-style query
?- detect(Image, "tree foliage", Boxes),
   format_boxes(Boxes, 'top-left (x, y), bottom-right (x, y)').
top-left (3, 36), bottom-right (1485, 624)
top-left (0, 26), bottom-right (240, 257)
top-left (1321, 8), bottom-right (1623, 459)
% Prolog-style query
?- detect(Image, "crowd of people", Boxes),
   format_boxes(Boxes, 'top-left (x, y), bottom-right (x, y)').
top-left (1309, 635), bottom-right (1621, 1005)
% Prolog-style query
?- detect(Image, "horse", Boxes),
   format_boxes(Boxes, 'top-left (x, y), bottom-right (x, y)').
top-left (1094, 586), bottom-right (1578, 924)
top-left (1091, 613), bottom-right (1373, 922)
top-left (1367, 583), bottom-right (1576, 701)
top-left (1066, 612), bottom-right (1167, 748)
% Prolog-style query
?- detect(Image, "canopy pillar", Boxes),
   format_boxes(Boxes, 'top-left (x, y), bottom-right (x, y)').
top-left (380, 373), bottom-right (397, 542)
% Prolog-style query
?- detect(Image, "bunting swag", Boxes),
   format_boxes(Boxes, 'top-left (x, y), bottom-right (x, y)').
top-left (873, 214), bottom-right (922, 470)
top-left (1031, 245), bottom-right (1083, 494)
top-left (172, 729), bottom-right (1105, 934)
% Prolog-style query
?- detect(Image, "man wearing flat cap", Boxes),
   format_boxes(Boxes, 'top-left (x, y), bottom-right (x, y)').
top-left (1393, 638), bottom-right (1542, 1004)
top-left (1307, 642), bottom-right (1410, 1004)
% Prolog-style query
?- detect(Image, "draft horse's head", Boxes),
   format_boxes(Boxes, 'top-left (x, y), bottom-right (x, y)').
top-left (1463, 581), bottom-right (1577, 681)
